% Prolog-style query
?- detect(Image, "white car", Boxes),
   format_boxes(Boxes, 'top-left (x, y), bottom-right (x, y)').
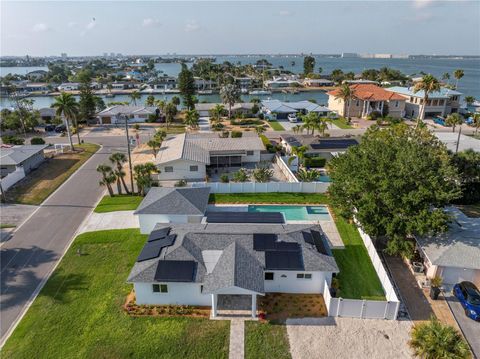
top-left (288, 113), bottom-right (298, 123)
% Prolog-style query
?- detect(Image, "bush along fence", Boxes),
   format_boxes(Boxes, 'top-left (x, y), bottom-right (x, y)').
top-left (191, 181), bottom-right (329, 193)
top-left (323, 222), bottom-right (400, 320)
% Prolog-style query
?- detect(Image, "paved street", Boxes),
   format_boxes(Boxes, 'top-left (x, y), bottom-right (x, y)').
top-left (0, 134), bottom-right (144, 346)
top-left (445, 293), bottom-right (480, 358)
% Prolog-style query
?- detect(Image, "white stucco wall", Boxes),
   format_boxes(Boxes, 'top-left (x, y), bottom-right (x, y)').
top-left (437, 266), bottom-right (480, 287)
top-left (241, 150), bottom-right (261, 163)
top-left (157, 159), bottom-right (206, 181)
top-left (134, 282), bottom-right (211, 305)
top-left (263, 270), bottom-right (332, 293)
top-left (138, 214), bottom-right (203, 234)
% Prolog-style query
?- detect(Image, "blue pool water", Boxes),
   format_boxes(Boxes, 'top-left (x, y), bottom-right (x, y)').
top-left (317, 175), bottom-right (331, 182)
top-left (248, 205), bottom-right (331, 221)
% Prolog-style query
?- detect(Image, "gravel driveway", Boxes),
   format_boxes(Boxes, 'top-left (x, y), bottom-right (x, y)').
top-left (287, 317), bottom-right (413, 359)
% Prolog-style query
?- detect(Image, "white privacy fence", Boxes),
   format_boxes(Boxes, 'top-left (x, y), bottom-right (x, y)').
top-left (274, 155), bottom-right (298, 183)
top-left (191, 181), bottom-right (329, 193)
top-left (323, 222), bottom-right (400, 320)
top-left (0, 167), bottom-right (25, 192)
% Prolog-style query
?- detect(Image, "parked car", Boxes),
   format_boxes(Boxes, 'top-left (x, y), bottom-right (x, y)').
top-left (287, 113), bottom-right (298, 123)
top-left (45, 124), bottom-right (56, 132)
top-left (453, 281), bottom-right (480, 321)
top-left (55, 124), bottom-right (66, 133)
top-left (433, 117), bottom-right (446, 126)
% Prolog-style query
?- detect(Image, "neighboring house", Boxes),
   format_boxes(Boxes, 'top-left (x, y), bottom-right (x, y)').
top-left (155, 133), bottom-right (265, 181)
top-left (0, 145), bottom-right (47, 190)
top-left (135, 187), bottom-right (211, 234)
top-left (149, 76), bottom-right (178, 90)
top-left (327, 84), bottom-right (406, 119)
top-left (110, 81), bottom-right (139, 90)
top-left (26, 70), bottom-right (48, 81)
top-left (261, 100), bottom-right (330, 120)
top-left (415, 207), bottom-right (480, 288)
top-left (280, 135), bottom-right (359, 159)
top-left (38, 108), bottom-right (56, 122)
top-left (96, 105), bottom-right (158, 124)
top-left (195, 103), bottom-right (256, 117)
top-left (58, 82), bottom-right (80, 91)
top-left (303, 78), bottom-right (334, 87)
top-left (195, 103), bottom-right (218, 117)
top-left (264, 76), bottom-right (301, 89)
top-left (435, 132), bottom-right (480, 153)
top-left (127, 223), bottom-right (339, 317)
top-left (234, 76), bottom-right (254, 90)
top-left (385, 86), bottom-right (462, 119)
top-left (194, 78), bottom-right (216, 91)
top-left (25, 82), bottom-right (49, 93)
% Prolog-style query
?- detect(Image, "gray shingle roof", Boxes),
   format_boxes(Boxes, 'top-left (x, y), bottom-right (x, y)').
top-left (127, 223), bottom-right (339, 290)
top-left (97, 105), bottom-right (157, 116)
top-left (134, 187), bottom-right (211, 215)
top-left (416, 207), bottom-right (480, 270)
top-left (0, 145), bottom-right (47, 166)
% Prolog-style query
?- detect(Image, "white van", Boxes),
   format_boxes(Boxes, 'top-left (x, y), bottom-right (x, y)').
top-left (287, 113), bottom-right (298, 123)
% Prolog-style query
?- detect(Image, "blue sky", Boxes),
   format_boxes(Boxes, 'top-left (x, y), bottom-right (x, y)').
top-left (1, 1), bottom-right (479, 56)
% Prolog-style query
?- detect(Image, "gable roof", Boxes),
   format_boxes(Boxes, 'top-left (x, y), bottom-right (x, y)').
top-left (416, 207), bottom-right (480, 270)
top-left (97, 105), bottom-right (157, 117)
top-left (0, 145), bottom-right (47, 166)
top-left (386, 86), bottom-right (462, 99)
top-left (134, 187), bottom-right (211, 215)
top-left (261, 100), bottom-right (330, 114)
top-left (327, 84), bottom-right (405, 101)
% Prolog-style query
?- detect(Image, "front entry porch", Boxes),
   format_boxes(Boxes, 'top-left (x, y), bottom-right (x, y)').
top-left (211, 293), bottom-right (258, 319)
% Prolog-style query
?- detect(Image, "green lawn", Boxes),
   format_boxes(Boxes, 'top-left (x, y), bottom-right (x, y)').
top-left (1, 229), bottom-right (230, 359)
top-left (0, 224), bottom-right (16, 229)
top-left (331, 213), bottom-right (386, 300)
top-left (94, 194), bottom-right (143, 213)
top-left (209, 193), bottom-right (329, 204)
top-left (245, 322), bottom-right (291, 359)
top-left (6, 143), bottom-right (100, 205)
top-left (330, 118), bottom-right (353, 129)
top-left (268, 120), bottom-right (285, 131)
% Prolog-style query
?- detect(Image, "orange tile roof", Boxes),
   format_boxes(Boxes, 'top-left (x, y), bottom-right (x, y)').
top-left (327, 84), bottom-right (405, 101)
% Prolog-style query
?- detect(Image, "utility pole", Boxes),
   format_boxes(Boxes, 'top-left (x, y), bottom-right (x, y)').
top-left (455, 125), bottom-right (462, 154)
top-left (120, 113), bottom-right (135, 193)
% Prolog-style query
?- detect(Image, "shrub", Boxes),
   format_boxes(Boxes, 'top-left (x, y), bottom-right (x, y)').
top-left (174, 179), bottom-right (187, 187)
top-left (367, 111), bottom-right (382, 121)
top-left (2, 135), bottom-right (25, 145)
top-left (211, 122), bottom-right (224, 131)
top-left (231, 131), bottom-right (242, 138)
top-left (260, 134), bottom-right (271, 147)
top-left (133, 124), bottom-right (140, 130)
top-left (258, 113), bottom-right (264, 120)
top-left (30, 137), bottom-right (46, 145)
top-left (220, 173), bottom-right (229, 183)
top-left (220, 131), bottom-right (229, 138)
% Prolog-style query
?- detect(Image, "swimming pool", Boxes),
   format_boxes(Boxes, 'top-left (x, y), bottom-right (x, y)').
top-left (248, 205), bottom-right (331, 221)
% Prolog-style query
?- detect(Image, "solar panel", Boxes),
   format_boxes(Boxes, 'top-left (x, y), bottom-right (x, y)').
top-left (147, 227), bottom-right (171, 242)
top-left (137, 241), bottom-right (164, 262)
top-left (310, 139), bottom-right (358, 150)
top-left (276, 241), bottom-right (300, 252)
top-left (206, 212), bottom-right (285, 224)
top-left (151, 234), bottom-right (177, 248)
top-left (311, 230), bottom-right (332, 256)
top-left (265, 251), bottom-right (303, 270)
top-left (253, 233), bottom-right (277, 250)
top-left (154, 260), bottom-right (196, 282)
top-left (302, 231), bottom-right (314, 245)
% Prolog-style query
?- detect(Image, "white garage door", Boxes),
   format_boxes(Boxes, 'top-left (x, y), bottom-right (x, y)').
top-left (441, 267), bottom-right (477, 285)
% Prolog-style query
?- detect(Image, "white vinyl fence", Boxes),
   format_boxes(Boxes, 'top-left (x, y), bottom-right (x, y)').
top-left (274, 154), bottom-right (298, 183)
top-left (0, 167), bottom-right (25, 192)
top-left (191, 181), bottom-right (329, 193)
top-left (323, 221), bottom-right (400, 320)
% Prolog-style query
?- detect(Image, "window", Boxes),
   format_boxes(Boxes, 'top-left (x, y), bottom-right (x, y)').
top-left (160, 284), bottom-right (168, 293)
top-left (305, 274), bottom-right (312, 279)
top-left (152, 284), bottom-right (160, 292)
top-left (297, 273), bottom-right (312, 279)
top-left (246, 151), bottom-right (254, 156)
top-left (296, 273), bottom-right (304, 279)
top-left (165, 166), bottom-right (173, 172)
top-left (395, 101), bottom-right (399, 108)
top-left (153, 284), bottom-right (168, 293)
top-left (264, 272), bottom-right (274, 280)
top-left (200, 285), bottom-right (204, 293)
top-left (356, 100), bottom-right (360, 107)
top-left (190, 165), bottom-right (198, 172)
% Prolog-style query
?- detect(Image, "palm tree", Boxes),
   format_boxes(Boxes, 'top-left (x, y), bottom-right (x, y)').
top-left (296, 168), bottom-right (321, 182)
top-left (335, 84), bottom-right (354, 122)
top-left (133, 162), bottom-right (158, 196)
top-left (453, 69), bottom-right (464, 89)
top-left (184, 109), bottom-right (200, 129)
top-left (109, 152), bottom-right (130, 194)
top-left (413, 74), bottom-right (441, 126)
top-left (442, 72), bottom-right (450, 85)
top-left (209, 104), bottom-right (225, 123)
top-left (252, 166), bottom-right (274, 183)
top-left (288, 145), bottom-right (308, 172)
top-left (473, 113), bottom-right (480, 135)
top-left (145, 95), bottom-right (155, 107)
top-left (97, 164), bottom-right (115, 197)
top-left (51, 92), bottom-right (79, 151)
top-left (232, 168), bottom-right (250, 182)
top-left (220, 84), bottom-right (241, 118)
top-left (464, 96), bottom-right (475, 107)
top-left (129, 90), bottom-right (141, 106)
top-left (315, 117), bottom-right (331, 137)
top-left (292, 125), bottom-right (303, 134)
top-left (155, 99), bottom-right (166, 112)
top-left (255, 125), bottom-right (266, 136)
top-left (409, 317), bottom-right (470, 359)
top-left (147, 139), bottom-right (161, 156)
top-left (106, 82), bottom-right (113, 95)
top-left (445, 113), bottom-right (464, 133)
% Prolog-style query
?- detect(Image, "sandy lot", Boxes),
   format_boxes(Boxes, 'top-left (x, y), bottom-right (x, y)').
top-left (287, 317), bottom-right (413, 359)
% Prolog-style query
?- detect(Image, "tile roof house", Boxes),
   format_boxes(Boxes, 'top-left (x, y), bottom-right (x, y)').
top-left (415, 207), bottom-right (480, 288)
top-left (127, 223), bottom-right (339, 317)
top-left (155, 133), bottom-right (265, 181)
top-left (135, 187), bottom-right (211, 233)
top-left (96, 105), bottom-right (158, 124)
top-left (327, 84), bottom-right (406, 119)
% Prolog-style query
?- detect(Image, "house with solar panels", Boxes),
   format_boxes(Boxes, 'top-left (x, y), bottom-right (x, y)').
top-left (127, 223), bottom-right (339, 318)
top-left (280, 135), bottom-right (359, 159)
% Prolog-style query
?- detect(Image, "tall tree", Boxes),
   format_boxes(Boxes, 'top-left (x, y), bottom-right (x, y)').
top-left (442, 72), bottom-right (450, 85)
top-left (129, 91), bottom-right (141, 106)
top-left (171, 96), bottom-right (181, 106)
top-left (109, 152), bottom-right (130, 194)
top-left (164, 102), bottom-right (177, 128)
top-left (97, 164), bottom-right (116, 197)
top-left (184, 109), bottom-right (200, 129)
top-left (51, 92), bottom-right (79, 150)
top-left (133, 162), bottom-right (158, 196)
top-left (209, 104), bottom-right (225, 123)
top-left (452, 149), bottom-right (480, 205)
top-left (178, 64), bottom-right (196, 110)
top-left (335, 84), bottom-right (354, 122)
top-left (413, 74), bottom-right (441, 125)
top-left (145, 95), bottom-right (156, 107)
top-left (220, 84), bottom-right (241, 118)
top-left (464, 96), bottom-right (475, 107)
top-left (328, 124), bottom-right (461, 256)
top-left (78, 78), bottom-right (96, 128)
top-left (453, 69), bottom-right (464, 89)
top-left (303, 56), bottom-right (315, 75)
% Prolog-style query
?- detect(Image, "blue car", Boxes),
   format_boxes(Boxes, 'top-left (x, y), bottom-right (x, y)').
top-left (453, 281), bottom-right (480, 321)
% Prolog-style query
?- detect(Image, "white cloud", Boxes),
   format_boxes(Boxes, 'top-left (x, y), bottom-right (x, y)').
top-left (142, 18), bottom-right (161, 28)
top-left (32, 23), bottom-right (50, 32)
top-left (184, 20), bottom-right (200, 33)
top-left (80, 18), bottom-right (97, 36)
top-left (279, 10), bottom-right (293, 16)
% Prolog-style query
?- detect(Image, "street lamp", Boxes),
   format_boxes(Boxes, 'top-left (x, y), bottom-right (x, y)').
top-left (118, 113), bottom-right (135, 193)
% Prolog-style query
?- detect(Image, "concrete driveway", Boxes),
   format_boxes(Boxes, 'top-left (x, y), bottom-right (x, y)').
top-left (445, 293), bottom-right (480, 358)
top-left (77, 211), bottom-right (138, 234)
top-left (199, 117), bottom-right (212, 132)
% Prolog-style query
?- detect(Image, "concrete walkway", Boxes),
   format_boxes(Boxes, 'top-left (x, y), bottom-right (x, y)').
top-left (229, 319), bottom-right (245, 359)
top-left (77, 211), bottom-right (138, 234)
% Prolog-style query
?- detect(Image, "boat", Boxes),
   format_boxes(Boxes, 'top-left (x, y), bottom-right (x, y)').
top-left (197, 90), bottom-right (213, 95)
top-left (105, 93), bottom-right (115, 98)
top-left (249, 90), bottom-right (272, 95)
